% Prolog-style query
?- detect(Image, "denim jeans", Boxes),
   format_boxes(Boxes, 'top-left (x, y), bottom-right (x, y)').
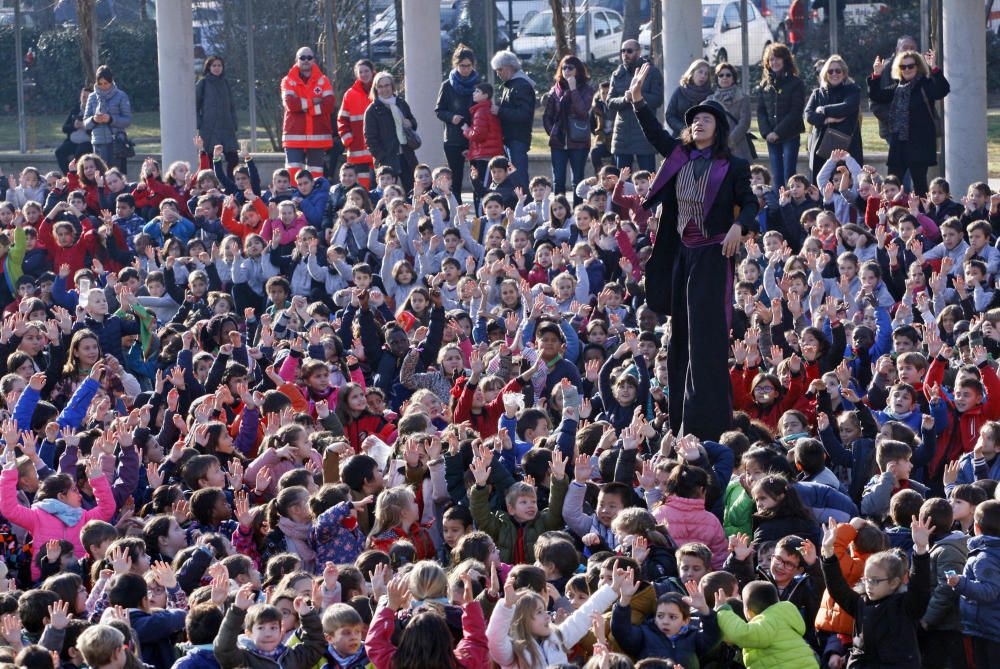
top-left (767, 137), bottom-right (800, 185)
top-left (551, 147), bottom-right (589, 202)
top-left (614, 153), bottom-right (656, 172)
top-left (505, 140), bottom-right (530, 189)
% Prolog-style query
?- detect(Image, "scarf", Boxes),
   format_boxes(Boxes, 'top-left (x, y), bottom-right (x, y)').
top-left (238, 635), bottom-right (287, 661)
top-left (33, 498), bottom-right (83, 527)
top-left (449, 68), bottom-right (481, 97)
top-left (95, 83), bottom-right (119, 108)
top-left (883, 408), bottom-right (913, 422)
top-left (711, 84), bottom-right (743, 111)
top-left (890, 77), bottom-right (919, 141)
top-left (277, 516), bottom-right (317, 570)
top-left (327, 644), bottom-right (366, 668)
top-left (678, 82), bottom-right (713, 107)
top-left (780, 431), bottom-right (810, 446)
top-left (378, 95), bottom-right (407, 148)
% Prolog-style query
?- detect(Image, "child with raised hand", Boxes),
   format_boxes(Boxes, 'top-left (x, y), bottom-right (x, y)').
top-left (366, 572), bottom-right (488, 669)
top-left (487, 558), bottom-right (622, 668)
top-left (820, 515), bottom-right (933, 667)
top-left (215, 583), bottom-right (325, 669)
top-left (946, 499), bottom-right (1000, 667)
top-left (611, 570), bottom-right (720, 666)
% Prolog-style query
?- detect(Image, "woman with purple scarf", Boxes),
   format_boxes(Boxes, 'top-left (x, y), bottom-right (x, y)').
top-left (628, 62), bottom-right (759, 441)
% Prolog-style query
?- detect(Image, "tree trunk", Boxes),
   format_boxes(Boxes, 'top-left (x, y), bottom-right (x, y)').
top-left (649, 0), bottom-right (663, 67)
top-left (77, 0), bottom-right (98, 85)
top-left (622, 0), bottom-right (641, 40)
top-left (394, 0), bottom-right (404, 61)
top-left (551, 0), bottom-right (570, 58)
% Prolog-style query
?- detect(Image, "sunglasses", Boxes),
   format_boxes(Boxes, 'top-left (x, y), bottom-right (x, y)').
top-left (899, 63), bottom-right (916, 70)
top-left (827, 68), bottom-right (843, 74)
top-left (298, 55), bottom-right (314, 61)
top-left (717, 72), bottom-right (733, 78)
top-left (621, 48), bottom-right (636, 54)
top-left (562, 64), bottom-right (576, 70)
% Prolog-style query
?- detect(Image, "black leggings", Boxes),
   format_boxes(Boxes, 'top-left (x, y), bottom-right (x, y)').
top-left (444, 144), bottom-right (467, 203)
top-left (888, 161), bottom-right (929, 196)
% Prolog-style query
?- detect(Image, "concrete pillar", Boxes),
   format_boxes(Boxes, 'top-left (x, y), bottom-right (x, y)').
top-left (155, 1), bottom-right (197, 168)
top-left (661, 0), bottom-right (702, 101)
top-left (402, 1), bottom-right (445, 169)
top-left (942, 0), bottom-right (987, 192)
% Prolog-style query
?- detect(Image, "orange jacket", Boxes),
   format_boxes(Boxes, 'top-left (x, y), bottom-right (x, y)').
top-left (815, 523), bottom-right (873, 635)
top-left (281, 64), bottom-right (336, 149)
top-left (337, 79), bottom-right (374, 166)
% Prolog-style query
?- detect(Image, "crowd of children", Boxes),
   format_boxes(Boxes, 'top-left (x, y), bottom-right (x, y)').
top-left (0, 53), bottom-right (999, 669)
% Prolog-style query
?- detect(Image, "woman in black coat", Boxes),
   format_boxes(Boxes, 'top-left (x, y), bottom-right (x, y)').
top-left (757, 43), bottom-right (806, 186)
top-left (867, 49), bottom-right (949, 196)
top-left (805, 54), bottom-right (863, 182)
top-left (196, 56), bottom-right (239, 176)
top-left (364, 71), bottom-right (418, 194)
top-left (629, 63), bottom-right (759, 442)
top-left (434, 44), bottom-right (479, 202)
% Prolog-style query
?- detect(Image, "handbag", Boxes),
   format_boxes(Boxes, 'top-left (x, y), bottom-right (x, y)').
top-left (404, 126), bottom-right (422, 151)
top-left (112, 131), bottom-right (136, 160)
top-left (816, 127), bottom-right (853, 157)
top-left (722, 107), bottom-right (758, 159)
top-left (567, 116), bottom-right (591, 144)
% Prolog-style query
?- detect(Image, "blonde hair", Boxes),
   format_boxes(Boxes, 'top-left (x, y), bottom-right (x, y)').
top-left (510, 590), bottom-right (558, 669)
top-left (550, 271), bottom-right (577, 294)
top-left (407, 560), bottom-right (448, 602)
top-left (820, 54), bottom-right (853, 86)
top-left (369, 72), bottom-right (395, 101)
top-left (368, 486), bottom-right (415, 540)
top-left (679, 59), bottom-right (712, 86)
top-left (78, 625), bottom-right (125, 669)
top-left (891, 50), bottom-right (930, 80)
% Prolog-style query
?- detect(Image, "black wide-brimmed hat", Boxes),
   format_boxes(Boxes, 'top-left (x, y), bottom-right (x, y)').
top-left (684, 99), bottom-right (730, 138)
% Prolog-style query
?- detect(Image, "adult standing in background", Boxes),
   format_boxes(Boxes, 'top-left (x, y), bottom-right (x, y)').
top-left (665, 59), bottom-right (713, 137)
top-left (435, 44), bottom-right (480, 202)
top-left (280, 46), bottom-right (336, 179)
top-left (196, 56), bottom-right (239, 177)
top-left (706, 63), bottom-right (753, 161)
top-left (543, 55), bottom-right (594, 203)
top-left (55, 86), bottom-right (94, 174)
top-left (867, 49), bottom-right (949, 196)
top-left (338, 59), bottom-right (377, 188)
top-left (490, 50), bottom-right (536, 190)
top-left (757, 43), bottom-right (805, 185)
top-left (805, 54), bottom-right (862, 181)
top-left (364, 72), bottom-right (419, 194)
top-left (607, 39), bottom-right (663, 172)
top-left (84, 65), bottom-right (132, 173)
top-left (869, 35), bottom-right (919, 140)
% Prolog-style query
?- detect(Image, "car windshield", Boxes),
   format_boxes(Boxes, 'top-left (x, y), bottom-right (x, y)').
top-left (521, 12), bottom-right (555, 36)
top-left (702, 4), bottom-right (719, 28)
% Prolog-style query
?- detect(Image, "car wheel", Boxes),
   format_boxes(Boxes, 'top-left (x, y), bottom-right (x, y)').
top-left (715, 48), bottom-right (728, 65)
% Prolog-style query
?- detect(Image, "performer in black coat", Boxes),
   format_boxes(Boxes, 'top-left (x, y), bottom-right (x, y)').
top-left (629, 63), bottom-right (759, 441)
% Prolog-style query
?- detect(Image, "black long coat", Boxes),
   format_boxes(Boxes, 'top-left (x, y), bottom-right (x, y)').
top-left (805, 80), bottom-right (864, 177)
top-left (867, 69), bottom-right (950, 167)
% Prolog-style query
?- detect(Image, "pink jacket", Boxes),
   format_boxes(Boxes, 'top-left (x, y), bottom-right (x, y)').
top-left (260, 214), bottom-right (307, 245)
top-left (277, 355), bottom-right (365, 418)
top-left (365, 601), bottom-right (489, 669)
top-left (653, 495), bottom-right (729, 570)
top-left (0, 468), bottom-right (116, 580)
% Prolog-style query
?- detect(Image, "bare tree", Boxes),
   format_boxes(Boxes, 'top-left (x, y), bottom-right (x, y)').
top-left (622, 0), bottom-right (641, 40)
top-left (550, 0), bottom-right (571, 58)
top-left (394, 0), bottom-right (404, 61)
top-left (649, 0), bottom-right (663, 67)
top-left (77, 0), bottom-right (99, 84)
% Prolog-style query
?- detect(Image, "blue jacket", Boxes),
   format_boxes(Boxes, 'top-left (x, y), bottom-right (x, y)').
top-left (170, 647), bottom-right (219, 669)
top-left (129, 606), bottom-right (187, 669)
top-left (955, 451), bottom-right (1000, 486)
top-left (143, 217), bottom-right (196, 246)
top-left (611, 603), bottom-right (720, 666)
top-left (794, 480), bottom-right (858, 523)
top-left (296, 177), bottom-right (331, 228)
top-left (14, 377), bottom-right (100, 433)
top-left (956, 534), bottom-right (1000, 643)
top-left (72, 312), bottom-right (141, 364)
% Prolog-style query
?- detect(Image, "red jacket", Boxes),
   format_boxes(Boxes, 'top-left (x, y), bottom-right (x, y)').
top-left (453, 376), bottom-right (524, 439)
top-left (221, 197), bottom-right (268, 240)
top-left (281, 65), bottom-right (336, 149)
top-left (730, 366), bottom-right (806, 431)
top-left (925, 357), bottom-right (1000, 475)
top-left (337, 79), bottom-right (374, 167)
top-left (367, 522), bottom-right (435, 560)
top-left (133, 176), bottom-right (182, 212)
top-left (463, 99), bottom-right (504, 161)
top-left (343, 411), bottom-right (397, 453)
top-left (65, 173), bottom-right (102, 216)
top-left (37, 218), bottom-right (98, 286)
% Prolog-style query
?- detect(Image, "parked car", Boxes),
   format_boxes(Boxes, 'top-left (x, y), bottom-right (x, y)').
top-left (583, 0), bottom-right (652, 23)
top-left (513, 7), bottom-right (624, 63)
top-left (370, 0), bottom-right (508, 63)
top-left (756, 0), bottom-right (794, 41)
top-left (639, 0), bottom-right (771, 66)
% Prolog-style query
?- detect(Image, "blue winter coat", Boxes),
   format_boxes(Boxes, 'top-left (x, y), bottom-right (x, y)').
top-left (295, 177), bottom-right (331, 228)
top-left (72, 312), bottom-right (141, 364)
top-left (612, 602), bottom-right (720, 667)
top-left (84, 86), bottom-right (132, 146)
top-left (13, 377), bottom-right (100, 433)
top-left (956, 534), bottom-right (1000, 643)
top-left (130, 607), bottom-right (187, 669)
top-left (170, 647), bottom-right (219, 669)
top-left (955, 451), bottom-right (1000, 486)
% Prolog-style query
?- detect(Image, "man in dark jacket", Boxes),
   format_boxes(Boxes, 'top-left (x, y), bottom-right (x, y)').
top-left (607, 40), bottom-right (663, 172)
top-left (55, 87), bottom-right (94, 174)
top-left (489, 50), bottom-right (535, 190)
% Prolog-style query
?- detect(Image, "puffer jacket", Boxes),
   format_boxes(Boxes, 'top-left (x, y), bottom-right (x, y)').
top-left (83, 85), bottom-right (132, 146)
top-left (955, 534), bottom-right (1000, 643)
top-left (921, 530), bottom-right (969, 632)
top-left (756, 70), bottom-right (805, 142)
top-left (0, 468), bottom-right (115, 580)
top-left (463, 98), bottom-right (504, 161)
top-left (717, 600), bottom-right (819, 669)
top-left (215, 606), bottom-right (325, 669)
top-left (612, 603), bottom-right (720, 667)
top-left (653, 495), bottom-right (728, 569)
top-left (815, 522), bottom-right (873, 636)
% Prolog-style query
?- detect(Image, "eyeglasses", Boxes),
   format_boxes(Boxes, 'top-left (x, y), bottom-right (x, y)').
top-left (717, 72), bottom-right (733, 78)
top-left (562, 65), bottom-right (576, 70)
top-left (770, 555), bottom-right (801, 571)
top-left (755, 385), bottom-right (776, 393)
top-left (298, 55), bottom-right (314, 61)
top-left (899, 63), bottom-right (916, 70)
top-left (859, 576), bottom-right (891, 586)
top-left (621, 48), bottom-right (636, 54)
top-left (827, 68), bottom-right (843, 74)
